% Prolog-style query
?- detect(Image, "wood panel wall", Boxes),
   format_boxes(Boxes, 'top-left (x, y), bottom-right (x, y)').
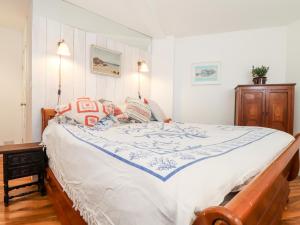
top-left (31, 16), bottom-right (151, 141)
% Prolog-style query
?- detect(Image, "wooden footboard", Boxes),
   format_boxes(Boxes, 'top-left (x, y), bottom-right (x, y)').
top-left (194, 134), bottom-right (300, 225)
top-left (45, 168), bottom-right (86, 225)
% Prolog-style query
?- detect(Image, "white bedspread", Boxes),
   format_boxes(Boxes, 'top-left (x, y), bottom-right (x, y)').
top-left (43, 121), bottom-right (294, 225)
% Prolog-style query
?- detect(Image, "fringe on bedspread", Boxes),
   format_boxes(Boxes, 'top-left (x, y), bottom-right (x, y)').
top-left (49, 160), bottom-right (114, 225)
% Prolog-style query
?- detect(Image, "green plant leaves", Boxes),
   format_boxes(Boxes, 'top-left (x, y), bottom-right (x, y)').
top-left (252, 65), bottom-right (269, 78)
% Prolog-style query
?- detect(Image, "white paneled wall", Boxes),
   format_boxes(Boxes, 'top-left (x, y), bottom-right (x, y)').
top-left (32, 16), bottom-right (151, 141)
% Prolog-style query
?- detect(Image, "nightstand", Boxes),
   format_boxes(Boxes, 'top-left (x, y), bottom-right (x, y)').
top-left (0, 142), bottom-right (46, 206)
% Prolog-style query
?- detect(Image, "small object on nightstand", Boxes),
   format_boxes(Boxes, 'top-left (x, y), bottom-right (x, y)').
top-left (0, 142), bottom-right (46, 206)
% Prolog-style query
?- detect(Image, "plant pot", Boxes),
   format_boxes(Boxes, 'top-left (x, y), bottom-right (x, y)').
top-left (253, 77), bottom-right (267, 85)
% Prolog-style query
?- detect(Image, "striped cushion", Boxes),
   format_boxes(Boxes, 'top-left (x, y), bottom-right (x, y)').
top-left (125, 97), bottom-right (151, 123)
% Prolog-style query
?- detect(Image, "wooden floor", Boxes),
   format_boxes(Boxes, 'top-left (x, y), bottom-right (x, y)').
top-left (0, 156), bottom-right (300, 225)
top-left (0, 156), bottom-right (60, 225)
top-left (282, 178), bottom-right (300, 225)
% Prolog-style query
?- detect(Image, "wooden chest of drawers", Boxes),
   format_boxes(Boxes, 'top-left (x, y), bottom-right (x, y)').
top-left (235, 84), bottom-right (295, 134)
top-left (0, 143), bottom-right (46, 206)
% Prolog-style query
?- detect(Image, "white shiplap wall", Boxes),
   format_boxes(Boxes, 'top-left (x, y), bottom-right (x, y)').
top-left (31, 16), bottom-right (151, 141)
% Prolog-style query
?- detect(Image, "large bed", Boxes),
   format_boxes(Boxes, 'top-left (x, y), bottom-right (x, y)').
top-left (41, 108), bottom-right (300, 225)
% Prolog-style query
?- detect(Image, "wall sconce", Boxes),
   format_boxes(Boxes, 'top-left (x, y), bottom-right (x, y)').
top-left (137, 60), bottom-right (149, 99)
top-left (138, 60), bottom-right (149, 73)
top-left (57, 40), bottom-right (71, 57)
top-left (56, 40), bottom-right (70, 105)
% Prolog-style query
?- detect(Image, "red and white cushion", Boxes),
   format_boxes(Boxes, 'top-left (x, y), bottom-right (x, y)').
top-left (58, 97), bottom-right (106, 127)
top-left (98, 99), bottom-right (116, 116)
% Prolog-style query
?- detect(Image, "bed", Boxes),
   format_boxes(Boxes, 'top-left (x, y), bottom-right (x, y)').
top-left (41, 108), bottom-right (300, 225)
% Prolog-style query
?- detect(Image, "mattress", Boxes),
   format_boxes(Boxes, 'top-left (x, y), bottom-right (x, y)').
top-left (42, 121), bottom-right (294, 225)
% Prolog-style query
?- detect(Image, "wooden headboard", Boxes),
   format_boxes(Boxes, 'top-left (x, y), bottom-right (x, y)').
top-left (41, 108), bottom-right (56, 133)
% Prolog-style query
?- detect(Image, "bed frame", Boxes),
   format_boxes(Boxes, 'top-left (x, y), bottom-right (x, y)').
top-left (41, 108), bottom-right (300, 225)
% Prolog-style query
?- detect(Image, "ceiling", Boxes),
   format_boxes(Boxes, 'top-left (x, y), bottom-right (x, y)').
top-left (65, 0), bottom-right (300, 37)
top-left (0, 0), bottom-right (29, 31)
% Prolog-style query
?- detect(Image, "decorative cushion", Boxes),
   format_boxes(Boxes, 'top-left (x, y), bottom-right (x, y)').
top-left (125, 97), bottom-right (151, 123)
top-left (114, 106), bottom-right (123, 116)
top-left (110, 103), bottom-right (130, 123)
top-left (58, 97), bottom-right (106, 127)
top-left (144, 98), bottom-right (167, 122)
top-left (116, 112), bottom-right (131, 123)
top-left (99, 98), bottom-right (115, 116)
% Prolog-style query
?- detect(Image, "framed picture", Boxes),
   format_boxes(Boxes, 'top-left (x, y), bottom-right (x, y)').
top-left (90, 45), bottom-right (122, 77)
top-left (191, 62), bottom-right (221, 85)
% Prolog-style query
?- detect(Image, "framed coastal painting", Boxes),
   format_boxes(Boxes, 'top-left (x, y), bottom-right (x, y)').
top-left (192, 62), bottom-right (221, 85)
top-left (90, 45), bottom-right (122, 77)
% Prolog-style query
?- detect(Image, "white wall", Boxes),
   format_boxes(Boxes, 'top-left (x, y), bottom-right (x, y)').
top-left (172, 27), bottom-right (287, 124)
top-left (31, 16), bottom-right (151, 141)
top-left (151, 37), bottom-right (175, 117)
top-left (287, 20), bottom-right (300, 133)
top-left (0, 27), bottom-right (23, 145)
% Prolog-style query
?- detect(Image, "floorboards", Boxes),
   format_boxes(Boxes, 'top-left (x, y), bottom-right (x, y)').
top-left (0, 155), bottom-right (300, 225)
top-left (282, 178), bottom-right (300, 224)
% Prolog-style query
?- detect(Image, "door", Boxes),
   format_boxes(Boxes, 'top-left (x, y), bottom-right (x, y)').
top-left (240, 89), bottom-right (265, 127)
top-left (0, 28), bottom-right (24, 145)
top-left (265, 89), bottom-right (289, 133)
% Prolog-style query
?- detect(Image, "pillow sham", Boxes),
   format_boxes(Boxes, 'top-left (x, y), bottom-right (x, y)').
top-left (98, 98), bottom-right (124, 117)
top-left (114, 106), bottom-right (123, 116)
top-left (125, 97), bottom-right (151, 123)
top-left (99, 98), bottom-right (115, 116)
top-left (58, 97), bottom-right (106, 127)
top-left (144, 98), bottom-right (168, 122)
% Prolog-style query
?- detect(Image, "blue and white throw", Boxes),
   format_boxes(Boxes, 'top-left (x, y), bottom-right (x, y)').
top-left (63, 122), bottom-right (276, 181)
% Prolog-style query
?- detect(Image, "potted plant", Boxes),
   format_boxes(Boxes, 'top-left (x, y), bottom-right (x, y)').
top-left (252, 65), bottom-right (269, 85)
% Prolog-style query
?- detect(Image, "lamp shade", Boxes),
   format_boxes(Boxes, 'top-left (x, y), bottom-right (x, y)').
top-left (138, 60), bottom-right (149, 73)
top-left (57, 40), bottom-right (70, 56)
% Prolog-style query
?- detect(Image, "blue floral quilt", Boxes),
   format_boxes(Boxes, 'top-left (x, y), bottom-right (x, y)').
top-left (62, 122), bottom-right (276, 181)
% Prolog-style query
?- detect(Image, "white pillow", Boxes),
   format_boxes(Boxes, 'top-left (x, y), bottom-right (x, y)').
top-left (145, 99), bottom-right (167, 122)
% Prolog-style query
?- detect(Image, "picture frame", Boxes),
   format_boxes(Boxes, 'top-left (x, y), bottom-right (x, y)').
top-left (191, 62), bottom-right (221, 85)
top-left (90, 45), bottom-right (122, 77)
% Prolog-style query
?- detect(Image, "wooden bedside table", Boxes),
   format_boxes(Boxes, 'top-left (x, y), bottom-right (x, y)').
top-left (0, 142), bottom-right (46, 206)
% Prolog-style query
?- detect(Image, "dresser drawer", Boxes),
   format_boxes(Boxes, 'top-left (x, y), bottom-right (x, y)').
top-left (7, 164), bottom-right (43, 180)
top-left (6, 151), bottom-right (44, 167)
